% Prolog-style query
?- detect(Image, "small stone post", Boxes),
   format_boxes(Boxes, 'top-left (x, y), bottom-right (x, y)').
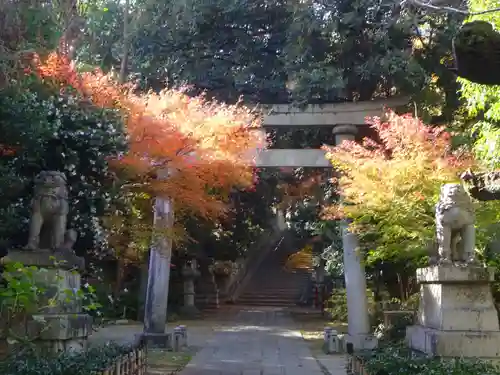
top-left (333, 125), bottom-right (377, 350)
top-left (323, 327), bottom-right (332, 353)
top-left (180, 260), bottom-right (201, 318)
top-left (173, 326), bottom-right (182, 352)
top-left (142, 169), bottom-right (174, 348)
top-left (178, 325), bottom-right (187, 347)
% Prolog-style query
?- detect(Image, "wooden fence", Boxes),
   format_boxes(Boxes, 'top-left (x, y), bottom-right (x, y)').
top-left (100, 342), bottom-right (147, 375)
top-left (347, 354), bottom-right (369, 375)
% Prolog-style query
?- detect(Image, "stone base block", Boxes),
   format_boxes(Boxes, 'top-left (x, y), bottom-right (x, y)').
top-left (179, 305), bottom-right (201, 319)
top-left (416, 265), bottom-right (499, 331)
top-left (2, 314), bottom-right (92, 354)
top-left (4, 249), bottom-right (85, 270)
top-left (30, 314), bottom-right (92, 341)
top-left (35, 337), bottom-right (88, 353)
top-left (3, 250), bottom-right (85, 314)
top-left (345, 333), bottom-right (378, 351)
top-left (141, 332), bottom-right (172, 349)
top-left (416, 264), bottom-right (494, 284)
top-left (407, 324), bottom-right (500, 359)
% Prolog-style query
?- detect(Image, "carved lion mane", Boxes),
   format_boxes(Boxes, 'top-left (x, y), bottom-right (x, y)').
top-left (436, 183), bottom-right (474, 217)
top-left (435, 183), bottom-right (476, 264)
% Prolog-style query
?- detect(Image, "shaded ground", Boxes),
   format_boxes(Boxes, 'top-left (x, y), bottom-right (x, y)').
top-left (89, 311), bottom-right (236, 374)
top-left (290, 310), bottom-right (347, 356)
top-left (147, 350), bottom-right (194, 375)
top-left (180, 306), bottom-right (346, 375)
top-left (89, 307), bottom-right (347, 375)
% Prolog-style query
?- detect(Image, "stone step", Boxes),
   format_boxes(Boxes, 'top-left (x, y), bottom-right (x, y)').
top-left (259, 277), bottom-right (307, 284)
top-left (236, 297), bottom-right (297, 303)
top-left (240, 290), bottom-right (299, 296)
top-left (242, 285), bottom-right (302, 290)
top-left (254, 270), bottom-right (311, 275)
top-left (249, 281), bottom-right (309, 286)
top-left (235, 300), bottom-right (298, 307)
top-left (255, 268), bottom-right (311, 273)
top-left (237, 295), bottom-right (297, 303)
top-left (245, 284), bottom-right (305, 290)
top-left (254, 271), bottom-right (311, 281)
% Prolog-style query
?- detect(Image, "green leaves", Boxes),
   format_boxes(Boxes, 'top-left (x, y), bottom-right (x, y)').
top-left (365, 345), bottom-right (500, 375)
top-left (0, 342), bottom-right (134, 375)
top-left (0, 78), bottom-right (128, 253)
top-left (0, 260), bottom-right (103, 347)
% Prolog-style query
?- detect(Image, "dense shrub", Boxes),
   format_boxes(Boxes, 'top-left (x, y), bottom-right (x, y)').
top-left (374, 313), bottom-right (415, 344)
top-left (0, 343), bottom-right (134, 375)
top-left (363, 345), bottom-right (500, 375)
top-left (0, 80), bottom-right (127, 253)
top-left (326, 288), bottom-right (376, 323)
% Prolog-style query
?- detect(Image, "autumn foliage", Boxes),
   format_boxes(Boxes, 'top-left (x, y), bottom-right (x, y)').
top-left (284, 244), bottom-right (314, 272)
top-left (322, 111), bottom-right (475, 260)
top-left (31, 53), bottom-right (266, 220)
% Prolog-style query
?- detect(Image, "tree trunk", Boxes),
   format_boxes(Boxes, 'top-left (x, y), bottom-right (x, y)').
top-left (114, 255), bottom-right (125, 297)
top-left (119, 0), bottom-right (130, 84)
top-left (137, 250), bottom-right (149, 321)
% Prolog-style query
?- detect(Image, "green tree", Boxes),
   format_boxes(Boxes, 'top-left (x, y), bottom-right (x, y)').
top-left (74, 0), bottom-right (460, 109)
top-left (0, 77), bottom-right (127, 253)
top-left (458, 1), bottom-right (500, 168)
top-left (324, 111), bottom-right (500, 265)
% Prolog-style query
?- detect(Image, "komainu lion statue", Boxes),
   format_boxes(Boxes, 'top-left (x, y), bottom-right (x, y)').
top-left (26, 171), bottom-right (74, 251)
top-left (435, 183), bottom-right (476, 264)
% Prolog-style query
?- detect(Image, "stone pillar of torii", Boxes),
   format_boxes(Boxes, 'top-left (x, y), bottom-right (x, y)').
top-left (142, 98), bottom-right (407, 350)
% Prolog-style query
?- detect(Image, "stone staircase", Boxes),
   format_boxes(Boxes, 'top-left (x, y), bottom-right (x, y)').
top-left (235, 243), bottom-right (312, 308)
top-left (194, 227), bottom-right (286, 314)
top-left (194, 289), bottom-right (220, 314)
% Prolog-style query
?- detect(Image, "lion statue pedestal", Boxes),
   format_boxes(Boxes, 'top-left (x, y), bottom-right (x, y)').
top-left (406, 183), bottom-right (500, 360)
top-left (0, 171), bottom-right (91, 354)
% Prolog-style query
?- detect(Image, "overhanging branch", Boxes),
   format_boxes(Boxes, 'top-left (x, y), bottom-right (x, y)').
top-left (460, 170), bottom-right (500, 201)
top-left (402, 0), bottom-right (500, 16)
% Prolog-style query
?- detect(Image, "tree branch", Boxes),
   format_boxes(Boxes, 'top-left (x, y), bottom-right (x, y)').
top-left (460, 170), bottom-right (500, 201)
top-left (402, 0), bottom-right (500, 16)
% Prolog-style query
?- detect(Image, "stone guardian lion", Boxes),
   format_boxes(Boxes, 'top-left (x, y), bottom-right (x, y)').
top-left (435, 183), bottom-right (476, 264)
top-left (26, 171), bottom-right (70, 250)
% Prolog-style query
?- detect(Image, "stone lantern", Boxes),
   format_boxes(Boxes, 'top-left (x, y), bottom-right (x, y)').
top-left (180, 259), bottom-right (201, 317)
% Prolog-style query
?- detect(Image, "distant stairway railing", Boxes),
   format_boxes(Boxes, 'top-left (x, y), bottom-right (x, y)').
top-left (225, 225), bottom-right (287, 303)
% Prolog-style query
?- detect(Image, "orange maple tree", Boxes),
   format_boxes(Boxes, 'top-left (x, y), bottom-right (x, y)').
top-left (321, 111), bottom-right (477, 261)
top-left (31, 52), bottom-right (266, 220)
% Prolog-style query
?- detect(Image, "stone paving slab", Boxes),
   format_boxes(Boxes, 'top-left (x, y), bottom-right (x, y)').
top-left (179, 307), bottom-right (344, 375)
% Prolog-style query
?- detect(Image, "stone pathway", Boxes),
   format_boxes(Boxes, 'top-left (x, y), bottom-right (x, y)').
top-left (180, 307), bottom-right (346, 375)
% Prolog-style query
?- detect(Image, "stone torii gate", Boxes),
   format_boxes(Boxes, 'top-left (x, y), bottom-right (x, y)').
top-left (142, 97), bottom-right (407, 351)
top-left (256, 97), bottom-right (407, 350)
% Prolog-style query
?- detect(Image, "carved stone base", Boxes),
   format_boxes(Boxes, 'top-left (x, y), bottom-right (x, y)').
top-left (0, 249), bottom-right (90, 353)
top-left (407, 325), bottom-right (500, 359)
top-left (416, 265), bottom-right (498, 331)
top-left (345, 333), bottom-right (378, 351)
top-left (179, 304), bottom-right (201, 319)
top-left (22, 314), bottom-right (91, 353)
top-left (3, 248), bottom-right (85, 271)
top-left (406, 264), bottom-right (500, 359)
top-left (4, 250), bottom-right (85, 314)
